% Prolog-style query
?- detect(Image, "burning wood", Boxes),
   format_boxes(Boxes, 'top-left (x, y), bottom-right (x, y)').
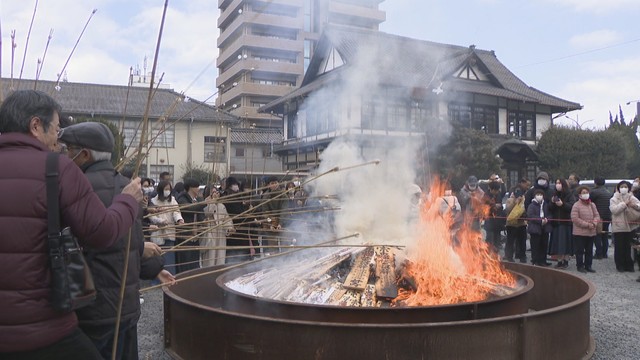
top-left (342, 247), bottom-right (374, 291)
top-left (225, 242), bottom-right (520, 308)
top-left (374, 246), bottom-right (398, 299)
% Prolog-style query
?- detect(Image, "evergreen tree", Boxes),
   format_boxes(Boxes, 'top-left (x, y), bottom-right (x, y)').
top-left (432, 126), bottom-right (501, 191)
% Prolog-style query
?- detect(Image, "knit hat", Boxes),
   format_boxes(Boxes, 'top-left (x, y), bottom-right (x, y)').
top-left (536, 171), bottom-right (550, 181)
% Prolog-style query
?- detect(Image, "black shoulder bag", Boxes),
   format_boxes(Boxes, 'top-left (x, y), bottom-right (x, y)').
top-left (46, 152), bottom-right (97, 313)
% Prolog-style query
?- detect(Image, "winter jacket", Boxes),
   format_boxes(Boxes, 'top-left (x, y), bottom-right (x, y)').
top-left (524, 183), bottom-right (555, 210)
top-left (75, 160), bottom-right (159, 329)
top-left (571, 199), bottom-right (600, 237)
top-left (589, 186), bottom-right (612, 221)
top-left (149, 195), bottom-right (183, 245)
top-left (548, 190), bottom-right (575, 227)
top-left (0, 134), bottom-right (138, 352)
top-left (176, 191), bottom-right (207, 245)
top-left (482, 191), bottom-right (506, 231)
top-left (610, 192), bottom-right (640, 233)
top-left (526, 199), bottom-right (552, 235)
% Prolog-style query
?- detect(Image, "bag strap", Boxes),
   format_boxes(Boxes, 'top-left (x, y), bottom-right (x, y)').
top-left (46, 152), bottom-right (61, 236)
top-left (45, 152), bottom-right (65, 269)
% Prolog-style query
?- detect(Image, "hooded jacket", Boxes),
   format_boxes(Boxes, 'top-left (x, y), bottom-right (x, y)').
top-left (0, 133), bottom-right (138, 352)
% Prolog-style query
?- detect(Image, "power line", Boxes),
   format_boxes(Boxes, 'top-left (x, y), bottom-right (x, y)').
top-left (515, 37), bottom-right (640, 68)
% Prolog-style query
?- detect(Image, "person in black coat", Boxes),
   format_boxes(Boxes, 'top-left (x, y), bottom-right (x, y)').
top-left (527, 189), bottom-right (553, 266)
top-left (60, 121), bottom-right (173, 360)
top-left (222, 177), bottom-right (256, 263)
top-left (590, 176), bottom-right (613, 259)
top-left (175, 178), bottom-right (207, 274)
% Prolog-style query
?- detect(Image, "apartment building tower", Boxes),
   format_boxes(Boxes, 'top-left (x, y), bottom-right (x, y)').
top-left (216, 0), bottom-right (385, 129)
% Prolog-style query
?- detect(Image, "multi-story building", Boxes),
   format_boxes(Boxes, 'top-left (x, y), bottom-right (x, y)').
top-left (2, 79), bottom-right (239, 183)
top-left (261, 26), bottom-right (582, 188)
top-left (215, 0), bottom-right (386, 129)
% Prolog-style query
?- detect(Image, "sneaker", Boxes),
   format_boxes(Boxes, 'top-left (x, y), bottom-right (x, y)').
top-left (139, 294), bottom-right (144, 305)
top-left (585, 268), bottom-right (596, 273)
top-left (577, 267), bottom-right (587, 273)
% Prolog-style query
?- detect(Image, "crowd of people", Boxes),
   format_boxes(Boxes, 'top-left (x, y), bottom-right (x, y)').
top-left (449, 171), bottom-right (640, 279)
top-left (3, 89), bottom-right (640, 359)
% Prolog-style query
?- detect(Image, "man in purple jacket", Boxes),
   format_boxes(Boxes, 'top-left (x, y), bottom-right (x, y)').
top-left (0, 90), bottom-right (143, 359)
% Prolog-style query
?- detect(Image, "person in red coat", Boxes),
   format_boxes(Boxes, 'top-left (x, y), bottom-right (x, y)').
top-left (0, 90), bottom-right (143, 359)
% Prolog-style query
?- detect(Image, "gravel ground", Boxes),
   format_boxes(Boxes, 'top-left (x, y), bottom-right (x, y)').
top-left (137, 246), bottom-right (640, 359)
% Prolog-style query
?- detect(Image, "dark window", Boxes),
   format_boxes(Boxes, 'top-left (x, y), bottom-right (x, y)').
top-left (235, 148), bottom-right (245, 157)
top-left (204, 136), bottom-right (226, 162)
top-left (508, 111), bottom-right (535, 139)
top-left (449, 104), bottom-right (498, 134)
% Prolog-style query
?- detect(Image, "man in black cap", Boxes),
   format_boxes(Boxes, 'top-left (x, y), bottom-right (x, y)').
top-left (59, 121), bottom-right (174, 359)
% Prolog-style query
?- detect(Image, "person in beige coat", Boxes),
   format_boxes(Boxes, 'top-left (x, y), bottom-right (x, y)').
top-left (609, 180), bottom-right (640, 272)
top-left (571, 186), bottom-right (600, 273)
top-left (201, 185), bottom-right (234, 267)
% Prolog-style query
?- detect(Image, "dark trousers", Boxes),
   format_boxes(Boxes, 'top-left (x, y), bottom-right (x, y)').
top-left (485, 228), bottom-right (502, 250)
top-left (505, 226), bottom-right (527, 261)
top-left (614, 231), bottom-right (635, 271)
top-left (574, 235), bottom-right (594, 269)
top-left (163, 239), bottom-right (176, 275)
top-left (529, 232), bottom-right (549, 265)
top-left (1, 327), bottom-right (102, 360)
top-left (82, 318), bottom-right (138, 360)
top-left (594, 221), bottom-right (610, 257)
top-left (175, 240), bottom-right (200, 274)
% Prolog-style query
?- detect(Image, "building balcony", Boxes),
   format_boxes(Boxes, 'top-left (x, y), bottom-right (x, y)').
top-left (218, 0), bottom-right (243, 28)
top-left (218, 35), bottom-right (302, 67)
top-left (220, 0), bottom-right (302, 9)
top-left (218, 82), bottom-right (295, 105)
top-left (217, 59), bottom-right (302, 88)
top-left (328, 1), bottom-right (386, 26)
top-left (219, 11), bottom-right (302, 48)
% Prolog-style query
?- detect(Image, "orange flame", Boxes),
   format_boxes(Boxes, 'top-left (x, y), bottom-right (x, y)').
top-left (395, 178), bottom-right (516, 306)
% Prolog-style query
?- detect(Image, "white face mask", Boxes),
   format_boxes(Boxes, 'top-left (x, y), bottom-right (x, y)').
top-left (537, 179), bottom-right (547, 187)
top-left (555, 184), bottom-right (563, 191)
top-left (535, 195), bottom-right (544, 202)
top-left (580, 193), bottom-right (590, 201)
top-left (230, 184), bottom-right (240, 192)
top-left (163, 190), bottom-right (171, 197)
top-left (620, 187), bottom-right (629, 195)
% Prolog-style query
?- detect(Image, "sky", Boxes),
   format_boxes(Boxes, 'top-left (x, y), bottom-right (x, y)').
top-left (2, 0), bottom-right (640, 130)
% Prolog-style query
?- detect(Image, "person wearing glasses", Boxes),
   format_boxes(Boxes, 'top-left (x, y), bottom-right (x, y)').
top-left (0, 90), bottom-right (143, 359)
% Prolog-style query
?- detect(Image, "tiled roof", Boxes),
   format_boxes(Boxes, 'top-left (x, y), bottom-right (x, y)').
top-left (230, 128), bottom-right (283, 144)
top-left (1, 78), bottom-right (239, 124)
top-left (263, 26), bottom-right (581, 113)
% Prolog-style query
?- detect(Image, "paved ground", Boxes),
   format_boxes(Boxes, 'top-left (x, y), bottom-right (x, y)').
top-left (137, 249), bottom-right (640, 359)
